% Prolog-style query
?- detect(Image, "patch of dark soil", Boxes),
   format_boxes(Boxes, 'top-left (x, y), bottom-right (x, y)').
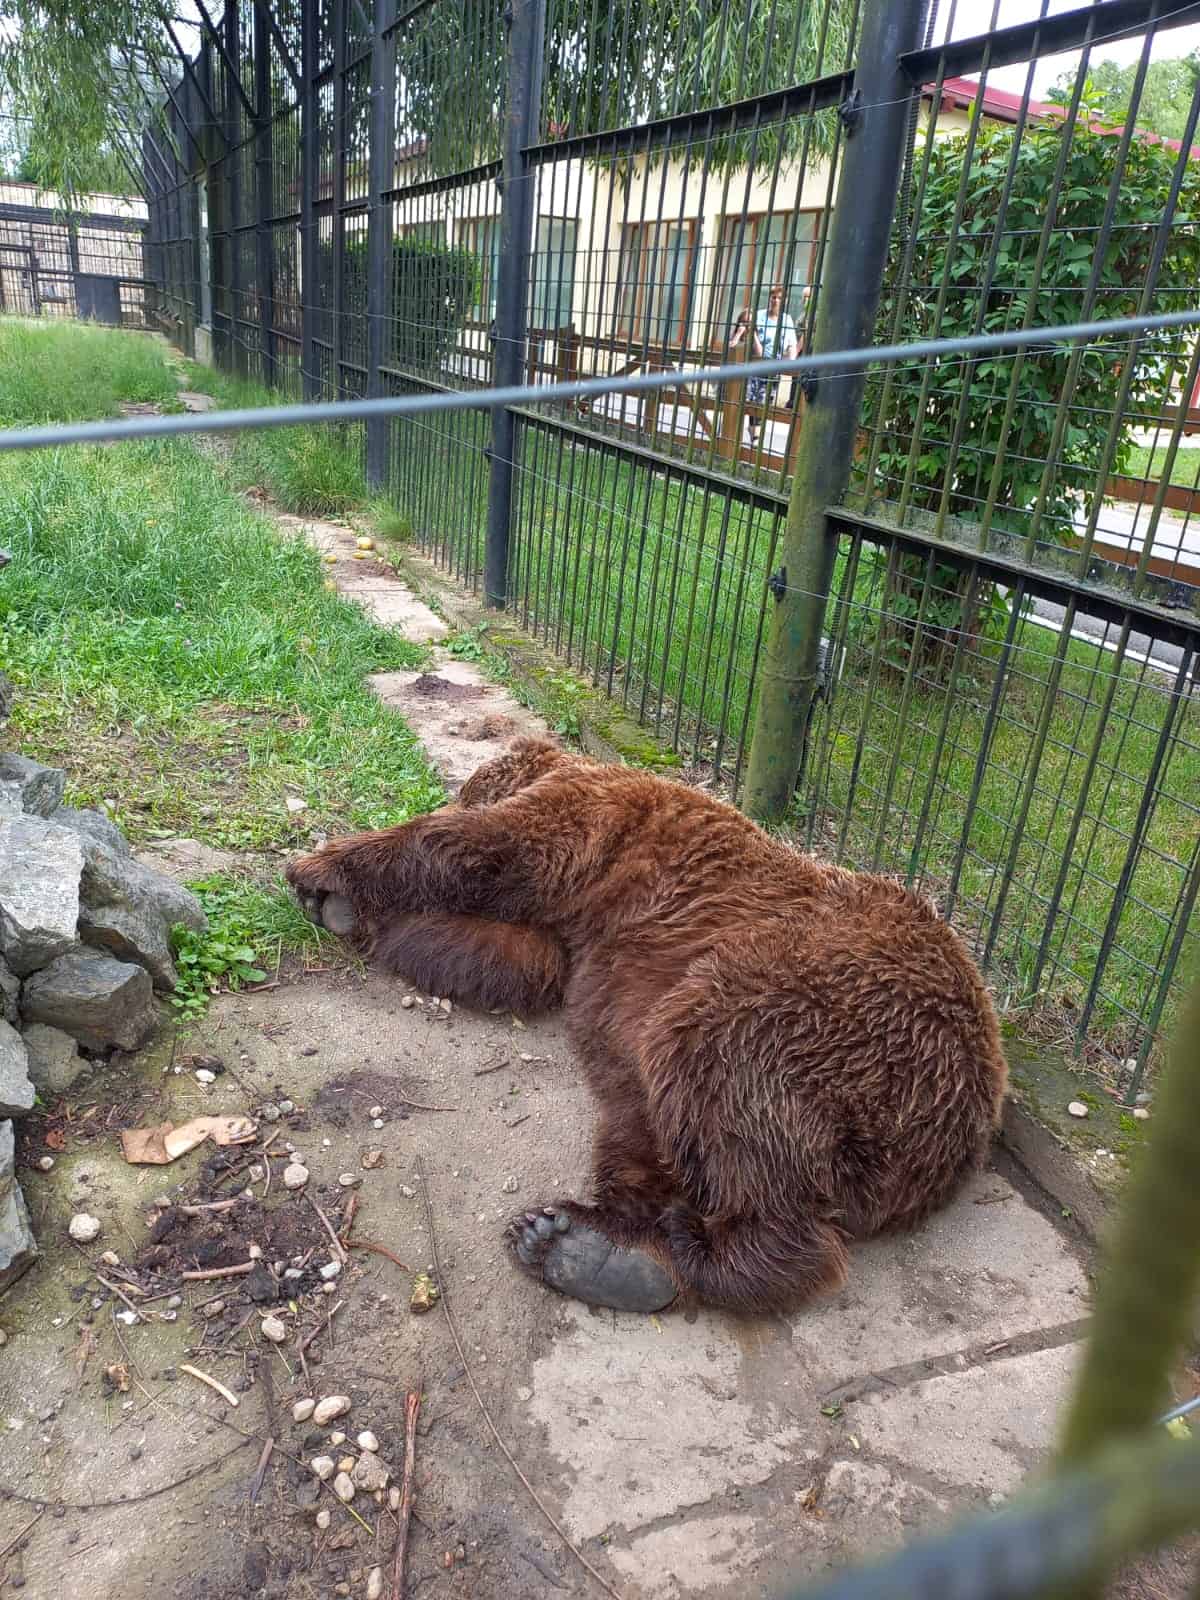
top-left (450, 713), bottom-right (519, 740)
top-left (314, 1068), bottom-right (422, 1128)
top-left (410, 673), bottom-right (484, 703)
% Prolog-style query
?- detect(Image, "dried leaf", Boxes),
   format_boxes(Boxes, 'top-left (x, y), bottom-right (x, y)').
top-left (45, 1127), bottom-right (67, 1151)
top-left (74, 1326), bottom-right (97, 1385)
top-left (104, 1362), bottom-right (130, 1393)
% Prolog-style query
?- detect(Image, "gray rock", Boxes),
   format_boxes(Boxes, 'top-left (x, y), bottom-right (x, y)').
top-left (49, 806), bottom-right (130, 859)
top-left (0, 815), bottom-right (83, 977)
top-left (0, 955), bottom-right (18, 1027)
top-left (76, 834), bottom-right (205, 991)
top-left (22, 948), bottom-right (157, 1053)
top-left (0, 1020), bottom-right (34, 1117)
top-left (0, 1120), bottom-right (37, 1291)
top-left (0, 755), bottom-right (65, 818)
top-left (22, 1023), bottom-right (87, 1095)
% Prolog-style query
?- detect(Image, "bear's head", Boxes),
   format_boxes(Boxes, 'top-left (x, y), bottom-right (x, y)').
top-left (458, 736), bottom-right (571, 808)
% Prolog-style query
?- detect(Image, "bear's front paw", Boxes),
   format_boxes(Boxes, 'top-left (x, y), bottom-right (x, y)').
top-left (285, 849), bottom-right (355, 936)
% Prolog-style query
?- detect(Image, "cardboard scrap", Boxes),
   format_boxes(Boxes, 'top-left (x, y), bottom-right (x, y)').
top-left (120, 1115), bottom-right (258, 1165)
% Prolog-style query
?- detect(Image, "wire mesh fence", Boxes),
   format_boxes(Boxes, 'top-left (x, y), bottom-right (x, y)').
top-left (127, 0), bottom-right (1200, 1091)
top-left (0, 182), bottom-right (153, 328)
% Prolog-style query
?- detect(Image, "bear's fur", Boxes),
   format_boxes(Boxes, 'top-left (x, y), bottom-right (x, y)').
top-left (286, 738), bottom-right (1008, 1314)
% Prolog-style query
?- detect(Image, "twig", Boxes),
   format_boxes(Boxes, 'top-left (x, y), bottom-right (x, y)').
top-left (0, 1440), bottom-right (256, 1510)
top-left (417, 1160), bottom-right (624, 1600)
top-left (305, 1193), bottom-right (349, 1264)
top-left (180, 1197), bottom-right (245, 1216)
top-left (394, 1096), bottom-right (457, 1113)
top-left (390, 1390), bottom-right (420, 1600)
top-left (339, 1192), bottom-right (360, 1243)
top-left (181, 1261), bottom-right (256, 1282)
top-left (346, 1239), bottom-right (410, 1271)
top-left (473, 1059), bottom-right (508, 1077)
top-left (249, 1437), bottom-right (274, 1502)
top-left (0, 1507), bottom-right (44, 1565)
top-left (179, 1364), bottom-right (241, 1407)
top-left (95, 1275), bottom-right (155, 1323)
top-left (298, 1299), bottom-right (344, 1355)
top-left (506, 1115), bottom-right (531, 1130)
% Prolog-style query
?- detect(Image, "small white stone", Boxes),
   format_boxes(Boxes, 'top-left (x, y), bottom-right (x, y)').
top-left (167, 1294), bottom-right (183, 1310)
top-left (248, 1244), bottom-right (263, 1260)
top-left (116, 1309), bottom-right (139, 1326)
top-left (400, 995), bottom-right (415, 1009)
top-left (194, 1069), bottom-right (216, 1084)
top-left (293, 1398), bottom-right (316, 1423)
top-left (279, 1099), bottom-right (295, 1114)
top-left (322, 1282), bottom-right (337, 1295)
top-left (399, 1185), bottom-right (416, 1199)
top-left (1133, 1106), bottom-right (1151, 1120)
top-left (283, 1163), bottom-right (310, 1190)
top-left (501, 1176), bottom-right (519, 1194)
top-left (99, 1249), bottom-right (120, 1268)
top-left (322, 1138), bottom-right (331, 1148)
top-left (332, 1471), bottom-right (355, 1503)
top-left (161, 1310), bottom-right (177, 1323)
top-left (37, 1156), bottom-right (54, 1172)
top-left (286, 796), bottom-right (307, 814)
top-left (309, 1454), bottom-right (335, 1481)
top-left (313, 1394), bottom-right (351, 1425)
top-left (1067, 1101), bottom-right (1089, 1119)
top-left (351, 1451), bottom-right (389, 1492)
top-left (388, 1486), bottom-right (401, 1511)
top-left (369, 1105), bottom-right (384, 1119)
top-left (315, 1508), bottom-right (331, 1530)
top-left (367, 1566), bottom-right (385, 1600)
top-left (328, 1430), bottom-right (347, 1446)
top-left (319, 1261), bottom-right (341, 1281)
top-left (248, 1165), bottom-right (265, 1183)
top-left (337, 1173), bottom-right (360, 1188)
top-left (68, 1213), bottom-right (101, 1243)
top-left (356, 1430), bottom-right (379, 1452)
top-left (440, 998), bottom-right (452, 1014)
top-left (372, 1119), bottom-right (384, 1130)
top-left (338, 1455), bottom-right (355, 1473)
top-left (261, 1315), bottom-right (288, 1343)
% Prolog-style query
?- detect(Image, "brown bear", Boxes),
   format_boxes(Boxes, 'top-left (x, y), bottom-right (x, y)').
top-left (286, 737), bottom-right (1008, 1317)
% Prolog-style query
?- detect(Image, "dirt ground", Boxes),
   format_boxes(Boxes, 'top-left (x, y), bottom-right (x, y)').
top-left (1, 490), bottom-right (1195, 1600)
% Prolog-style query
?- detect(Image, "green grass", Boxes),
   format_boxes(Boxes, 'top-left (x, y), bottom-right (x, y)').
top-left (183, 363), bottom-right (368, 516)
top-left (1119, 441), bottom-right (1200, 489)
top-left (0, 319), bottom-right (181, 424)
top-left (0, 325), bottom-right (443, 861)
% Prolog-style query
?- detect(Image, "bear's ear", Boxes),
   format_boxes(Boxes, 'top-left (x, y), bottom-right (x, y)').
top-left (507, 735), bottom-right (559, 758)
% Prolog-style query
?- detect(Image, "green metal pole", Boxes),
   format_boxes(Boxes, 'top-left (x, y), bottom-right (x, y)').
top-left (743, 0), bottom-right (927, 822)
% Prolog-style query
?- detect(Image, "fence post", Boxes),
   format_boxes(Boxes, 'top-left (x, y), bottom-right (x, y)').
top-left (365, 0), bottom-right (398, 489)
top-left (299, 0), bottom-right (319, 399)
top-left (742, 0), bottom-right (927, 822)
top-left (330, 0), bottom-right (348, 399)
top-left (252, 0), bottom-right (277, 387)
top-left (484, 0), bottom-right (546, 609)
top-left (225, 0), bottom-right (245, 375)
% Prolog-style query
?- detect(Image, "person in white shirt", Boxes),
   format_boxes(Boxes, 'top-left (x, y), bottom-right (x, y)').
top-left (730, 284), bottom-right (806, 445)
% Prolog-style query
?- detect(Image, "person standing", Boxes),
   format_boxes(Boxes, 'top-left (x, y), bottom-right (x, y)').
top-left (748, 285), bottom-right (799, 446)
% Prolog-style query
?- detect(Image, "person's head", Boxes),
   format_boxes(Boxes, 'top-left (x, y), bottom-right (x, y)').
top-left (767, 285), bottom-right (785, 312)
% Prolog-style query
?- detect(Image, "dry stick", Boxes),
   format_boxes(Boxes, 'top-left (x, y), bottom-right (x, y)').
top-left (181, 1261), bottom-right (256, 1282)
top-left (394, 1097), bottom-right (457, 1113)
top-left (180, 1196), bottom-right (245, 1216)
top-left (339, 1192), bottom-right (360, 1243)
top-left (473, 1059), bottom-right (508, 1077)
top-left (249, 1438), bottom-right (274, 1502)
top-left (416, 1160), bottom-right (624, 1600)
top-left (95, 1276), bottom-right (154, 1322)
top-left (346, 1239), bottom-right (411, 1271)
top-left (298, 1299), bottom-right (344, 1356)
top-left (305, 1193), bottom-right (349, 1264)
top-left (179, 1364), bottom-right (241, 1407)
top-left (390, 1389), bottom-right (420, 1600)
top-left (0, 1507), bottom-right (44, 1565)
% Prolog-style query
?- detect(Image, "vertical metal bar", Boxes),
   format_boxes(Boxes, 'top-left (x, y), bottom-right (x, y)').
top-left (225, 0), bottom-right (245, 374)
top-left (253, 0), bottom-right (277, 386)
top-left (485, 0), bottom-right (547, 609)
top-left (299, 0), bottom-right (319, 398)
top-left (743, 0), bottom-right (927, 821)
top-left (365, 0), bottom-right (399, 488)
top-left (331, 0), bottom-right (348, 398)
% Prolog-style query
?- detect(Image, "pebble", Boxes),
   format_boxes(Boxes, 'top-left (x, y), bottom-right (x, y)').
top-left (314, 1394), bottom-right (351, 1425)
top-left (68, 1214), bottom-right (101, 1243)
top-left (357, 1430), bottom-right (379, 1452)
top-left (399, 1185), bottom-right (416, 1199)
top-left (337, 1173), bottom-right (361, 1189)
top-left (440, 998), bottom-right (452, 1014)
top-left (260, 1104), bottom-right (281, 1122)
top-left (320, 1262), bottom-right (342, 1281)
top-left (37, 1156), bottom-right (54, 1172)
top-left (361, 1149), bottom-right (384, 1170)
top-left (167, 1295), bottom-right (182, 1310)
top-left (161, 1310), bottom-right (178, 1323)
top-left (286, 796), bottom-right (307, 814)
top-left (328, 1430), bottom-right (347, 1445)
top-left (300, 1045), bottom-right (318, 1057)
top-left (400, 996), bottom-right (415, 1009)
top-left (367, 1567), bottom-right (384, 1600)
top-left (322, 1282), bottom-right (337, 1295)
top-left (129, 1445), bottom-right (142, 1461)
top-left (1067, 1101), bottom-right (1089, 1119)
top-left (248, 1244), bottom-right (263, 1259)
top-left (284, 1268), bottom-right (304, 1282)
top-left (1133, 1106), bottom-right (1151, 1120)
top-left (202, 1300), bottom-right (226, 1319)
top-left (248, 1165), bottom-right (265, 1183)
top-left (501, 1176), bottom-right (519, 1194)
top-left (194, 1069), bottom-right (216, 1085)
top-left (283, 1163), bottom-right (310, 1190)
top-left (369, 1105), bottom-right (384, 1119)
top-left (293, 1398), bottom-right (316, 1423)
top-left (315, 1508), bottom-right (331, 1530)
top-left (279, 1099), bottom-right (295, 1114)
top-left (351, 1451), bottom-right (389, 1492)
top-left (309, 1455), bottom-right (335, 1481)
top-left (99, 1250), bottom-right (120, 1268)
top-left (116, 1310), bottom-right (139, 1326)
top-left (261, 1315), bottom-right (288, 1343)
top-left (388, 1486), bottom-right (401, 1511)
top-left (372, 1119), bottom-right (385, 1130)
top-left (338, 1455), bottom-right (355, 1473)
top-left (332, 1472), bottom-right (355, 1503)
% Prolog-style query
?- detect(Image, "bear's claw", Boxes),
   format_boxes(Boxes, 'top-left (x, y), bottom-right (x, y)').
top-left (505, 1206), bottom-right (677, 1313)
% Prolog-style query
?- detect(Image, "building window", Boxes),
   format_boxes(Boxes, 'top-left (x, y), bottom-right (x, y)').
top-left (531, 217), bottom-right (577, 330)
top-left (456, 216), bottom-right (499, 321)
top-left (616, 220), bottom-right (695, 347)
top-left (711, 209), bottom-right (821, 341)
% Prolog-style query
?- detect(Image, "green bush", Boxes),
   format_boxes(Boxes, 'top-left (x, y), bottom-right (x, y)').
top-left (338, 234), bottom-right (480, 377)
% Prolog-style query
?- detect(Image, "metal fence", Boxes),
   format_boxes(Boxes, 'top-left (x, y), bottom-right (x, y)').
top-left (135, 0), bottom-right (1200, 1093)
top-left (0, 182), bottom-right (153, 329)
